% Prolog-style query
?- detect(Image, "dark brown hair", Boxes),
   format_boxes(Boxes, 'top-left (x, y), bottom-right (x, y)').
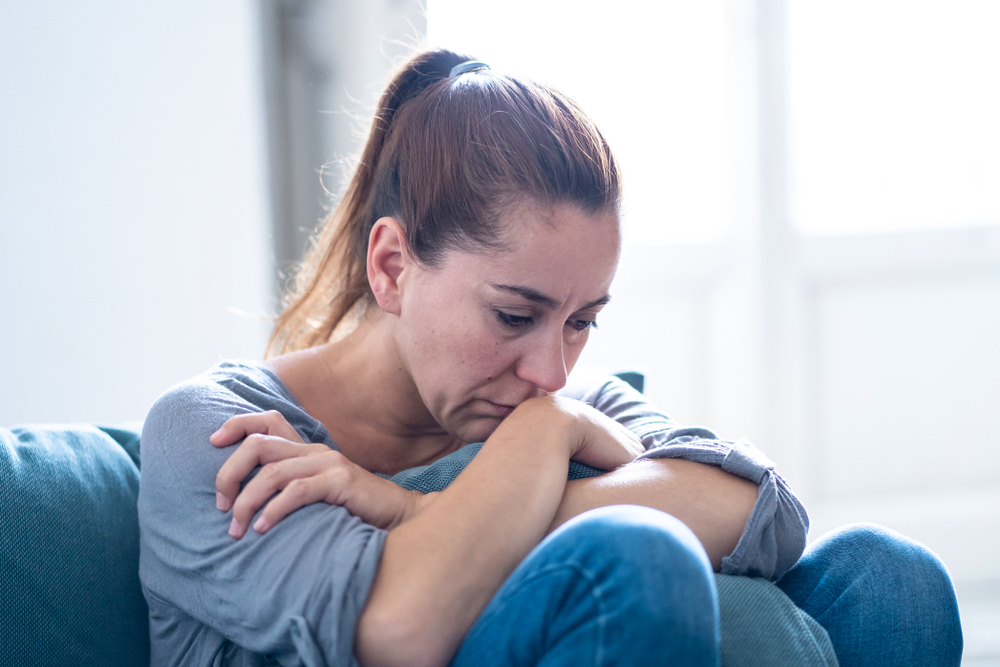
top-left (266, 49), bottom-right (621, 356)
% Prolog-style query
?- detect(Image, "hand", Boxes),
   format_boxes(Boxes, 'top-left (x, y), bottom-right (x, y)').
top-left (211, 411), bottom-right (434, 538)
top-left (512, 396), bottom-right (645, 470)
top-left (565, 398), bottom-right (646, 468)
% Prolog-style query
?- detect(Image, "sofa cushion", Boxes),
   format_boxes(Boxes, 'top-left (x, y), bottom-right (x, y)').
top-left (717, 574), bottom-right (839, 666)
top-left (0, 424), bottom-right (148, 666)
top-left (0, 415), bottom-right (837, 667)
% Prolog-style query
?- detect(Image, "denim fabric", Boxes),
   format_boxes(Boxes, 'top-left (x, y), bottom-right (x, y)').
top-left (450, 505), bottom-right (720, 667)
top-left (449, 514), bottom-right (963, 667)
top-left (777, 523), bottom-right (964, 667)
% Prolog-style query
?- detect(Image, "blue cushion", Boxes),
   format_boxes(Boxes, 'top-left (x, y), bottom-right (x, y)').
top-left (0, 389), bottom-right (835, 667)
top-left (716, 574), bottom-right (838, 666)
top-left (0, 424), bottom-right (148, 666)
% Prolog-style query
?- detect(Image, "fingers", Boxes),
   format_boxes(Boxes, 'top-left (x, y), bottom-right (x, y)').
top-left (215, 435), bottom-right (317, 512)
top-left (569, 403), bottom-right (645, 470)
top-left (227, 451), bottom-right (349, 538)
top-left (249, 474), bottom-right (336, 536)
top-left (602, 412), bottom-right (645, 459)
top-left (210, 410), bottom-right (303, 448)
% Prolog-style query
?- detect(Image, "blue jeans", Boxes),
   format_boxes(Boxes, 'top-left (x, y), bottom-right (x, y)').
top-left (777, 522), bottom-right (963, 667)
top-left (450, 507), bottom-right (962, 667)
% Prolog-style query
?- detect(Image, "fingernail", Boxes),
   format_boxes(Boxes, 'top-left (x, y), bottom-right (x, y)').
top-left (253, 516), bottom-right (268, 533)
top-left (229, 518), bottom-right (241, 538)
top-left (216, 492), bottom-right (229, 511)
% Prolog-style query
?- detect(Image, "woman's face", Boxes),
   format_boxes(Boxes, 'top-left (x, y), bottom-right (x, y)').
top-left (395, 202), bottom-right (621, 444)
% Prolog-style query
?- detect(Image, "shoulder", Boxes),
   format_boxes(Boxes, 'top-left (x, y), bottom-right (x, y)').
top-left (145, 360), bottom-right (294, 417)
top-left (139, 363), bottom-right (256, 499)
top-left (139, 360), bottom-right (328, 498)
top-left (141, 361), bottom-right (284, 452)
top-left (142, 360), bottom-right (327, 450)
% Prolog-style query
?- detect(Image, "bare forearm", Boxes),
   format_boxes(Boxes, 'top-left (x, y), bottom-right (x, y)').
top-left (355, 405), bottom-right (572, 667)
top-left (548, 458), bottom-right (758, 570)
top-left (355, 396), bottom-right (649, 667)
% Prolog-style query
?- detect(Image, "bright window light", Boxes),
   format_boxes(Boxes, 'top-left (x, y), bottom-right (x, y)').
top-left (426, 0), bottom-right (730, 245)
top-left (788, 0), bottom-right (1000, 235)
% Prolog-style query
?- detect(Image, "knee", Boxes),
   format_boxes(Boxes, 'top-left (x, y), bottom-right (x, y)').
top-left (548, 505), bottom-right (716, 603)
top-left (485, 506), bottom-right (720, 664)
top-left (795, 523), bottom-right (963, 663)
top-left (812, 523), bottom-right (955, 595)
top-left (555, 505), bottom-right (712, 574)
top-left (548, 506), bottom-right (719, 644)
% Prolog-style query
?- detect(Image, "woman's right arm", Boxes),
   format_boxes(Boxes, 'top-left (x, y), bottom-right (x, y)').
top-left (354, 395), bottom-right (638, 667)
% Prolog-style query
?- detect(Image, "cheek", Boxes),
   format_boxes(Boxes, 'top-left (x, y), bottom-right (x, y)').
top-left (452, 323), bottom-right (512, 385)
top-left (409, 303), bottom-right (508, 394)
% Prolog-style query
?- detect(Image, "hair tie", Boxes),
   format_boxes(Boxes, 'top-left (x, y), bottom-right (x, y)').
top-left (450, 60), bottom-right (490, 78)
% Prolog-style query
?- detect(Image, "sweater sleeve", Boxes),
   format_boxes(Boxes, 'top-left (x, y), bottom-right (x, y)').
top-left (138, 375), bottom-right (386, 667)
top-left (560, 373), bottom-right (809, 581)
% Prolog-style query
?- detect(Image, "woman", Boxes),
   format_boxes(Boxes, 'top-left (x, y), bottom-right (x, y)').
top-left (138, 50), bottom-right (962, 667)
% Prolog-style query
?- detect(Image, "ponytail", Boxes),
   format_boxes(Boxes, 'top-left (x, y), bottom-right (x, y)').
top-left (266, 50), bottom-right (470, 356)
top-left (266, 49), bottom-right (620, 357)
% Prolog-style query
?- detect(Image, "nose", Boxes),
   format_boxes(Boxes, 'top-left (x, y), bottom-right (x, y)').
top-left (515, 327), bottom-right (568, 394)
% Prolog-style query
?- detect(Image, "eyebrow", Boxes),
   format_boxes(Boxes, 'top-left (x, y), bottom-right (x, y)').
top-left (491, 284), bottom-right (611, 311)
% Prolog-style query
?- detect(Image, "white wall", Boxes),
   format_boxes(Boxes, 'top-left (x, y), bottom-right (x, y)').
top-left (0, 1), bottom-right (272, 425)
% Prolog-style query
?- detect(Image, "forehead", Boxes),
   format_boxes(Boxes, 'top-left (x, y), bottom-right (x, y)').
top-left (435, 203), bottom-right (621, 305)
top-left (499, 201), bottom-right (620, 257)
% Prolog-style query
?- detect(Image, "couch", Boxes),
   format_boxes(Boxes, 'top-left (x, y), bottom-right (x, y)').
top-left (2, 424), bottom-right (148, 665)
top-left (1, 381), bottom-right (838, 666)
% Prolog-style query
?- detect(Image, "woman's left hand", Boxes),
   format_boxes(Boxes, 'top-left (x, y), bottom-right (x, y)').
top-left (211, 412), bottom-right (434, 539)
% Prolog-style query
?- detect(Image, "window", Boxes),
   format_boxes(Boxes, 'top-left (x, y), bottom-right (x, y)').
top-left (788, 0), bottom-right (1000, 235)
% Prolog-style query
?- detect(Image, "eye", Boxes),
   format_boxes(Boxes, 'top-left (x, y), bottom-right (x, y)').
top-left (495, 311), bottom-right (534, 329)
top-left (568, 319), bottom-right (598, 332)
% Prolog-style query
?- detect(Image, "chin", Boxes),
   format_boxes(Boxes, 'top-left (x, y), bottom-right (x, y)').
top-left (455, 418), bottom-right (505, 445)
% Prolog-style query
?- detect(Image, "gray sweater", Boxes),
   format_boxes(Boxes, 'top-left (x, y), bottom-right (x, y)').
top-left (138, 361), bottom-right (809, 667)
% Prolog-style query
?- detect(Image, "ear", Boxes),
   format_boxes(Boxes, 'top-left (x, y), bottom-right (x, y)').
top-left (367, 217), bottom-right (410, 315)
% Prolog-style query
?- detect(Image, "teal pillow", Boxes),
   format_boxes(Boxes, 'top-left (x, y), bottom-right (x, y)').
top-left (0, 424), bottom-right (148, 666)
top-left (716, 574), bottom-right (838, 666)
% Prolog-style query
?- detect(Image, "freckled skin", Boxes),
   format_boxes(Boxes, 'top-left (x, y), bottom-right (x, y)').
top-left (393, 202), bottom-right (621, 445)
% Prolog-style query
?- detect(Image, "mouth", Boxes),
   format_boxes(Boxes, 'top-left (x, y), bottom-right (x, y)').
top-left (482, 400), bottom-right (517, 417)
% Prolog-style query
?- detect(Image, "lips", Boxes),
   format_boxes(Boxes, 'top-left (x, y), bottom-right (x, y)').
top-left (482, 400), bottom-right (516, 417)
